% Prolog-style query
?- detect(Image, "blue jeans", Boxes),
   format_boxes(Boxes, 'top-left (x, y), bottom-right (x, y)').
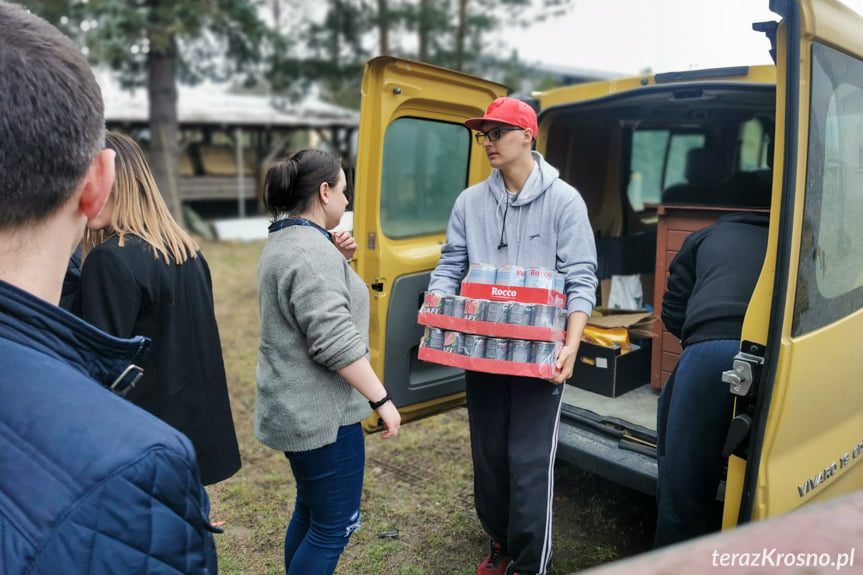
top-left (283, 423), bottom-right (365, 575)
top-left (654, 339), bottom-right (739, 548)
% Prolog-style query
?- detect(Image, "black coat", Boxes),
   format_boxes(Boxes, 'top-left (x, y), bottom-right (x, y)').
top-left (75, 235), bottom-right (241, 485)
top-left (662, 212), bottom-right (770, 348)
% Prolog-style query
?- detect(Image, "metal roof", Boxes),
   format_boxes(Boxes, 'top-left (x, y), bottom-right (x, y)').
top-left (97, 72), bottom-right (360, 129)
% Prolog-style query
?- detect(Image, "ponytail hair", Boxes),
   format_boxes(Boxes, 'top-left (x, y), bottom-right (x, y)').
top-left (264, 149), bottom-right (342, 220)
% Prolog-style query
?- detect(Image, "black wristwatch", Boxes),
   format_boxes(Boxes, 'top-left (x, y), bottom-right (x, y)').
top-left (369, 392), bottom-right (392, 410)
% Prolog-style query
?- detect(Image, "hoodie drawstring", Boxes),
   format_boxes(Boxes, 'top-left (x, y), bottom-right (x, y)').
top-left (516, 205), bottom-right (522, 243)
top-left (497, 196), bottom-right (509, 250)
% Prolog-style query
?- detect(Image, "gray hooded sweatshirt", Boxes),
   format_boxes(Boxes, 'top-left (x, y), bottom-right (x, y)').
top-left (428, 151), bottom-right (597, 318)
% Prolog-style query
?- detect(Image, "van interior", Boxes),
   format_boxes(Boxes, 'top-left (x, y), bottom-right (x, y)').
top-left (543, 81), bottom-right (776, 466)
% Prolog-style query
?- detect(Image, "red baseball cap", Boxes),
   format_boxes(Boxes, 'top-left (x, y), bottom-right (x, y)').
top-left (465, 97), bottom-right (538, 139)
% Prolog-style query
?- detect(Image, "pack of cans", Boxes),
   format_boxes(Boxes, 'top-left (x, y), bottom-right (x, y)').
top-left (462, 298), bottom-right (486, 321)
top-left (420, 326), bottom-right (444, 350)
top-left (419, 261), bottom-right (569, 375)
top-left (441, 295), bottom-right (469, 318)
top-left (465, 263), bottom-right (497, 284)
top-left (532, 341), bottom-right (558, 365)
top-left (441, 295), bottom-right (456, 316)
top-left (525, 267), bottom-right (555, 290)
top-left (509, 339), bottom-right (532, 363)
top-left (463, 263), bottom-right (565, 295)
top-left (422, 292), bottom-right (444, 314)
top-left (485, 300), bottom-right (511, 323)
top-left (442, 331), bottom-right (462, 354)
top-left (452, 296), bottom-right (466, 318)
top-left (496, 265), bottom-right (527, 287)
top-left (484, 338), bottom-right (510, 361)
top-left (461, 334), bottom-right (486, 358)
top-left (508, 302), bottom-right (533, 325)
top-left (531, 304), bottom-right (555, 328)
top-left (553, 274), bottom-right (565, 294)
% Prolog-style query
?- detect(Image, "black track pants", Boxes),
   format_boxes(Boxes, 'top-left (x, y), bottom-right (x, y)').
top-left (465, 370), bottom-right (565, 575)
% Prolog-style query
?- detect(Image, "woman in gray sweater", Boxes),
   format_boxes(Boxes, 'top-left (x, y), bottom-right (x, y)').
top-left (255, 149), bottom-right (400, 575)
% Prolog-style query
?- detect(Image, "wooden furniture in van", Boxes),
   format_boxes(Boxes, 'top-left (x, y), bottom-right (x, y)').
top-left (650, 204), bottom-right (769, 389)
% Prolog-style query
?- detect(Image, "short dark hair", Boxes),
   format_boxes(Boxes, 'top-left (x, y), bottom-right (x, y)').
top-left (0, 2), bottom-right (105, 229)
top-left (263, 149), bottom-right (342, 220)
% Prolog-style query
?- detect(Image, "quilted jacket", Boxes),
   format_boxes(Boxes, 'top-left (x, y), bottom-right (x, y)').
top-left (0, 279), bottom-right (217, 574)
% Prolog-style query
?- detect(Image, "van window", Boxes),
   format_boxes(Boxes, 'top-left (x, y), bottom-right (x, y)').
top-left (627, 130), bottom-right (705, 210)
top-left (793, 42), bottom-right (863, 335)
top-left (380, 118), bottom-right (470, 239)
top-left (738, 118), bottom-right (772, 171)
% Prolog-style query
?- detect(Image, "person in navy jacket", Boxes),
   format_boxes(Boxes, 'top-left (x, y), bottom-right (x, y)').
top-left (655, 211), bottom-right (770, 547)
top-left (0, 3), bottom-right (218, 573)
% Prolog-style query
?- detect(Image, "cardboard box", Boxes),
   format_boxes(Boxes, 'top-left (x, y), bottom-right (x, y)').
top-left (568, 339), bottom-right (651, 397)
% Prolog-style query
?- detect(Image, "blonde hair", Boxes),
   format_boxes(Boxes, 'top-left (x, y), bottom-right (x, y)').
top-left (90, 131), bottom-right (199, 264)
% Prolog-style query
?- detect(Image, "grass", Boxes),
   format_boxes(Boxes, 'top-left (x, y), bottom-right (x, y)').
top-left (203, 238), bottom-right (657, 575)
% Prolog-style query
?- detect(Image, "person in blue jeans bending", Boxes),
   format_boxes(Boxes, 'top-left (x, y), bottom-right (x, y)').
top-left (655, 212), bottom-right (770, 547)
top-left (255, 149), bottom-right (401, 574)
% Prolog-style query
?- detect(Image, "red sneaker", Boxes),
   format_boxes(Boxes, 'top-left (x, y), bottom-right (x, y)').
top-left (477, 540), bottom-right (511, 575)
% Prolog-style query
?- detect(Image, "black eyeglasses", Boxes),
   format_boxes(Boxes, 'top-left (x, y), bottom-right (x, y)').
top-left (474, 126), bottom-right (523, 145)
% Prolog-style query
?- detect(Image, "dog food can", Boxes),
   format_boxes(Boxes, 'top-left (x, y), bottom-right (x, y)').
top-left (452, 296), bottom-right (467, 318)
top-left (508, 302), bottom-right (534, 326)
top-left (461, 335), bottom-right (487, 358)
top-left (553, 272), bottom-right (565, 294)
top-left (533, 341), bottom-right (558, 365)
top-left (526, 267), bottom-right (555, 290)
top-left (484, 338), bottom-right (510, 361)
top-left (442, 331), bottom-right (462, 354)
top-left (462, 298), bottom-right (486, 321)
top-left (509, 339), bottom-right (532, 363)
top-left (496, 265), bottom-right (527, 287)
top-left (465, 263), bottom-right (497, 284)
top-left (422, 292), bottom-right (444, 314)
top-left (442, 295), bottom-right (456, 316)
top-left (532, 304), bottom-right (555, 328)
top-left (485, 300), bottom-right (510, 324)
top-left (554, 307), bottom-right (568, 331)
top-left (425, 327), bottom-right (444, 350)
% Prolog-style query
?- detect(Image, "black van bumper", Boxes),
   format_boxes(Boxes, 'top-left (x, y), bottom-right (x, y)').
top-left (557, 411), bottom-right (658, 497)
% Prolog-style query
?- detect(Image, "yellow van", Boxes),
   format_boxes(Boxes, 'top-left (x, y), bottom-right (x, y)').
top-left (351, 0), bottom-right (863, 532)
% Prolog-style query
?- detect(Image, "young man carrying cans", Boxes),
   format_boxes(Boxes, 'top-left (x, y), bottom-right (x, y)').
top-left (428, 97), bottom-right (598, 575)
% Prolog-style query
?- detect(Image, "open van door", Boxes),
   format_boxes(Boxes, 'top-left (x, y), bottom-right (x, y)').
top-left (724, 0), bottom-right (863, 527)
top-left (353, 57), bottom-right (507, 430)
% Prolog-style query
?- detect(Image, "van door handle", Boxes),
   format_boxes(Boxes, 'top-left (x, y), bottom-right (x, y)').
top-left (371, 282), bottom-right (384, 292)
top-left (721, 414), bottom-right (752, 459)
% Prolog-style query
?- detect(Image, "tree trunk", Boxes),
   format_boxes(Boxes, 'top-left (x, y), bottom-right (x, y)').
top-left (378, 0), bottom-right (389, 55)
top-left (418, 0), bottom-right (429, 62)
top-left (147, 31), bottom-right (183, 225)
top-left (455, 0), bottom-right (468, 71)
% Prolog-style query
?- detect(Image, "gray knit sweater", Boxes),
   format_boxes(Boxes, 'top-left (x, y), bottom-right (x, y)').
top-left (255, 224), bottom-right (371, 453)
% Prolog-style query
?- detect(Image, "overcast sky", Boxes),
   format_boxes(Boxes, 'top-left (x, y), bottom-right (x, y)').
top-left (503, 0), bottom-right (863, 76)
